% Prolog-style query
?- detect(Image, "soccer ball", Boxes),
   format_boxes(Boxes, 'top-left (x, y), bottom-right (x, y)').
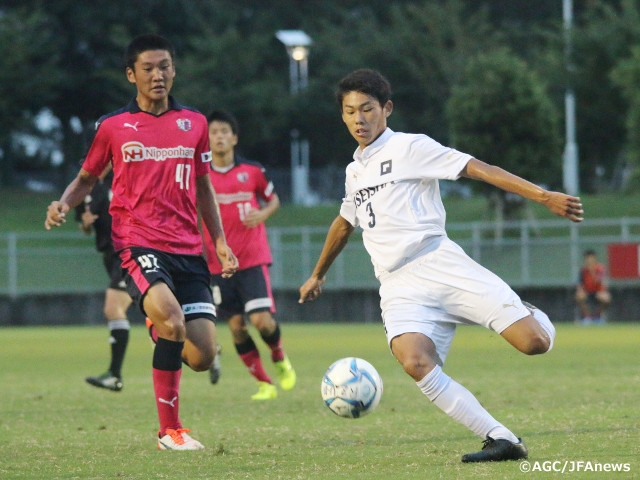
top-left (321, 357), bottom-right (383, 418)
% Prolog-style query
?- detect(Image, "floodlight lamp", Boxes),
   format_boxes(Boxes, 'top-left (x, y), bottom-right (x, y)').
top-left (276, 30), bottom-right (312, 48)
top-left (291, 46), bottom-right (308, 62)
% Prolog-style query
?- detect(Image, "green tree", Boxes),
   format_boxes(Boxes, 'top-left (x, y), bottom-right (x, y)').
top-left (447, 48), bottom-right (561, 222)
top-left (1, 0), bottom-right (628, 200)
top-left (611, 44), bottom-right (640, 190)
top-left (568, 0), bottom-right (637, 193)
top-left (0, 7), bottom-right (62, 184)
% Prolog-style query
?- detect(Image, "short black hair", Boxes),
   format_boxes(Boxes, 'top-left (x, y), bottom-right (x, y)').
top-left (125, 34), bottom-right (175, 71)
top-left (584, 249), bottom-right (597, 257)
top-left (335, 69), bottom-right (392, 108)
top-left (206, 110), bottom-right (239, 136)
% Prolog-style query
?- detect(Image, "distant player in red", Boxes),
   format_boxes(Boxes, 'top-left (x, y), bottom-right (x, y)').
top-left (203, 110), bottom-right (296, 400)
top-left (575, 249), bottom-right (611, 323)
top-left (45, 34), bottom-right (238, 450)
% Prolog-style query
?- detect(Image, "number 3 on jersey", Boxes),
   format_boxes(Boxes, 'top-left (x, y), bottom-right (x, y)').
top-left (366, 202), bottom-right (376, 228)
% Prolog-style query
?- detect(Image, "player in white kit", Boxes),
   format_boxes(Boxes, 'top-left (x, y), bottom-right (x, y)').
top-left (299, 69), bottom-right (584, 463)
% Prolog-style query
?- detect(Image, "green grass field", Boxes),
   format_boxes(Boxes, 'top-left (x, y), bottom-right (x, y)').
top-left (0, 322), bottom-right (637, 479)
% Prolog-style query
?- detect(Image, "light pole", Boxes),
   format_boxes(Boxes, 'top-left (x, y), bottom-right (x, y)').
top-left (563, 0), bottom-right (579, 195)
top-left (276, 30), bottom-right (313, 205)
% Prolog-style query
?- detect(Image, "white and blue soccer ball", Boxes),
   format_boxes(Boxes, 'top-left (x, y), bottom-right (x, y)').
top-left (321, 357), bottom-right (383, 418)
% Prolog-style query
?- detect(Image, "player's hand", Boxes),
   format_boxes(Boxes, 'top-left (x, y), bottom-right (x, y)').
top-left (217, 245), bottom-right (239, 278)
top-left (81, 205), bottom-right (99, 228)
top-left (45, 201), bottom-right (69, 230)
top-left (299, 276), bottom-right (326, 303)
top-left (543, 192), bottom-right (583, 223)
top-left (242, 208), bottom-right (266, 229)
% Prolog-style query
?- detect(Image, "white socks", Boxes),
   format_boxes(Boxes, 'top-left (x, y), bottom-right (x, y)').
top-left (416, 365), bottom-right (519, 443)
top-left (109, 319), bottom-right (130, 331)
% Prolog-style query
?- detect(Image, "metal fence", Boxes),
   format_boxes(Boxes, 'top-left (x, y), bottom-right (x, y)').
top-left (2, 217), bottom-right (640, 297)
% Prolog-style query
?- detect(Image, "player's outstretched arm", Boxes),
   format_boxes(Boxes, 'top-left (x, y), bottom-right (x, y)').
top-left (460, 158), bottom-right (584, 223)
top-left (45, 169), bottom-right (98, 230)
top-left (299, 215), bottom-right (354, 303)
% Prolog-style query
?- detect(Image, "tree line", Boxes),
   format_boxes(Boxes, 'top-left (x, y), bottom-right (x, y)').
top-left (1, 0), bottom-right (639, 195)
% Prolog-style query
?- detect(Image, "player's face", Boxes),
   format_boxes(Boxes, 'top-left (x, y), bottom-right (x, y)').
top-left (584, 254), bottom-right (598, 268)
top-left (341, 91), bottom-right (393, 149)
top-left (208, 121), bottom-right (238, 163)
top-left (126, 50), bottom-right (175, 104)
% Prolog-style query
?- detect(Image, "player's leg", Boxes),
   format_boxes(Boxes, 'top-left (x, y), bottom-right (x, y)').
top-left (121, 247), bottom-right (203, 450)
top-left (208, 341), bottom-right (222, 384)
top-left (380, 240), bottom-right (527, 462)
top-left (143, 281), bottom-right (189, 442)
top-left (213, 268), bottom-right (277, 398)
top-left (86, 250), bottom-right (133, 391)
top-left (145, 282), bottom-right (204, 450)
top-left (390, 330), bottom-right (527, 463)
top-left (499, 306), bottom-right (555, 355)
top-left (229, 313), bottom-right (277, 399)
top-left (247, 265), bottom-right (296, 391)
top-left (144, 283), bottom-right (205, 450)
top-left (594, 290), bottom-right (611, 323)
top-left (575, 286), bottom-right (592, 322)
top-left (429, 238), bottom-right (555, 355)
top-left (174, 260), bottom-right (218, 372)
top-left (183, 318), bottom-right (216, 371)
top-left (248, 311), bottom-right (296, 391)
top-left (85, 288), bottom-right (132, 391)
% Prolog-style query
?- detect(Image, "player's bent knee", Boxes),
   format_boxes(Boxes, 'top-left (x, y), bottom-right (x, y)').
top-left (518, 333), bottom-right (551, 355)
top-left (399, 356), bottom-right (438, 381)
top-left (184, 352), bottom-right (214, 372)
top-left (158, 320), bottom-right (186, 341)
top-left (188, 360), bottom-right (211, 372)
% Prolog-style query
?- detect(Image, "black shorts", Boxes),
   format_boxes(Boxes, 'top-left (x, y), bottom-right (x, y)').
top-left (120, 247), bottom-right (216, 322)
top-left (211, 264), bottom-right (274, 320)
top-left (102, 247), bottom-right (127, 291)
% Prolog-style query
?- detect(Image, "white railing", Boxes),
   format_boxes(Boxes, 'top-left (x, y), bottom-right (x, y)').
top-left (2, 218), bottom-right (640, 297)
top-left (267, 217), bottom-right (640, 290)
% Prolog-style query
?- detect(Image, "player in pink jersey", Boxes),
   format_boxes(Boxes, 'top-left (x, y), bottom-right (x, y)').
top-left (203, 110), bottom-right (296, 400)
top-left (45, 34), bottom-right (238, 450)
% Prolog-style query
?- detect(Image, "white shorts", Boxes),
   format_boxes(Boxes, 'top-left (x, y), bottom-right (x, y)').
top-left (379, 236), bottom-right (530, 363)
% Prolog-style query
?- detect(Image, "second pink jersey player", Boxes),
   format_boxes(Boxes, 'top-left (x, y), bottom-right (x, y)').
top-left (203, 155), bottom-right (274, 274)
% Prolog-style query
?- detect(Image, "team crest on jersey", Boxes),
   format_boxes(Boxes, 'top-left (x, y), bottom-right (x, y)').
top-left (380, 159), bottom-right (392, 175)
top-left (236, 172), bottom-right (249, 183)
top-left (176, 118), bottom-right (192, 131)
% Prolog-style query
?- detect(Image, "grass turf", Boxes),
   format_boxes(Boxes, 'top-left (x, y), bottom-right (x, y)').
top-left (0, 322), bottom-right (637, 479)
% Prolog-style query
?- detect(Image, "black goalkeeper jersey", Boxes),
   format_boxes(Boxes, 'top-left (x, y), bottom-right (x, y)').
top-left (75, 173), bottom-right (114, 253)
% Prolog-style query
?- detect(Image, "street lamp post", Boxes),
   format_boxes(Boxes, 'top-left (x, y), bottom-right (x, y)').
top-left (276, 30), bottom-right (313, 205)
top-left (563, 0), bottom-right (579, 196)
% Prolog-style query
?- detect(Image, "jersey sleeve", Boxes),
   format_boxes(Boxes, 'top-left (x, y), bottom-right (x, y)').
top-left (339, 170), bottom-right (358, 227)
top-left (194, 116), bottom-right (212, 176)
top-left (408, 135), bottom-right (472, 181)
top-left (81, 122), bottom-right (112, 177)
top-left (256, 165), bottom-right (276, 202)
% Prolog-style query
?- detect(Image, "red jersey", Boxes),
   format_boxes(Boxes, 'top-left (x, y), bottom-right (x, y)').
top-left (82, 97), bottom-right (212, 255)
top-left (204, 156), bottom-right (274, 274)
top-left (579, 263), bottom-right (607, 293)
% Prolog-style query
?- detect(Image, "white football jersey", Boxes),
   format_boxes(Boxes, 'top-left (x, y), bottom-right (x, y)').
top-left (339, 128), bottom-right (472, 277)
